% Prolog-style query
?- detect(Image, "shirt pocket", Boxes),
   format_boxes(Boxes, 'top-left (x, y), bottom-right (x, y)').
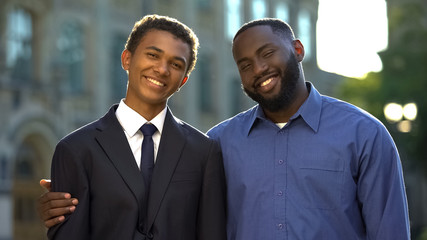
top-left (296, 157), bottom-right (344, 210)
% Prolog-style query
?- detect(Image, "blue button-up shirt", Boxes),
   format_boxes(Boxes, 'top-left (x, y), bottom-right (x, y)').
top-left (207, 83), bottom-right (410, 240)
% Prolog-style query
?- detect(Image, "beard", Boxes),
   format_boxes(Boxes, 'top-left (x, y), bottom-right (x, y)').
top-left (243, 53), bottom-right (301, 112)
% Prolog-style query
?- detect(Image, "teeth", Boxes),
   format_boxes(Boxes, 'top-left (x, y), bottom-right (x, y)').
top-left (147, 77), bottom-right (164, 87)
top-left (260, 78), bottom-right (272, 87)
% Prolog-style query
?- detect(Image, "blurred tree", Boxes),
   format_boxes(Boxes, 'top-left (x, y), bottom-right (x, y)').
top-left (419, 227), bottom-right (427, 240)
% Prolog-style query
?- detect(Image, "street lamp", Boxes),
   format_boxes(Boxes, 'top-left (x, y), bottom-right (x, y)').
top-left (383, 102), bottom-right (418, 133)
top-left (402, 103), bottom-right (417, 121)
top-left (384, 103), bottom-right (403, 122)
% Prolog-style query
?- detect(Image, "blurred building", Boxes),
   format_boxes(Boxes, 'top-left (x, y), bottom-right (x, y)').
top-left (0, 0), bottom-right (339, 239)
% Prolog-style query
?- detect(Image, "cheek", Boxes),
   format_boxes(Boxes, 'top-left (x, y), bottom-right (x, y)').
top-left (240, 78), bottom-right (252, 90)
top-left (170, 74), bottom-right (185, 88)
top-left (239, 73), bottom-right (252, 87)
top-left (172, 69), bottom-right (187, 81)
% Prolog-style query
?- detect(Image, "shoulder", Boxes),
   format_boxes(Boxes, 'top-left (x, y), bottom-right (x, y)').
top-left (207, 106), bottom-right (257, 140)
top-left (61, 106), bottom-right (117, 143)
top-left (59, 117), bottom-right (104, 147)
top-left (323, 95), bottom-right (382, 123)
top-left (173, 116), bottom-right (214, 143)
top-left (320, 95), bottom-right (390, 136)
top-left (171, 117), bottom-right (223, 158)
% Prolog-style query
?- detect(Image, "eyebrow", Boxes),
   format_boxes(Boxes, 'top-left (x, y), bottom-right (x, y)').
top-left (146, 46), bottom-right (187, 65)
top-left (235, 43), bottom-right (274, 65)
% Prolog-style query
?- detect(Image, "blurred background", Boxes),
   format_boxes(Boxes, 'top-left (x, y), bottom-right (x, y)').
top-left (0, 0), bottom-right (426, 239)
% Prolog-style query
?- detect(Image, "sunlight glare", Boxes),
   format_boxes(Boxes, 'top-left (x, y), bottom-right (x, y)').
top-left (317, 0), bottom-right (388, 78)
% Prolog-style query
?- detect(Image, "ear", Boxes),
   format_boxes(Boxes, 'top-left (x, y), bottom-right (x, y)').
top-left (293, 40), bottom-right (305, 62)
top-left (121, 49), bottom-right (131, 71)
top-left (179, 76), bottom-right (188, 88)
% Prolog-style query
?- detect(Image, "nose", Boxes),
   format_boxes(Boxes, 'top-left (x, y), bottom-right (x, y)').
top-left (153, 60), bottom-right (170, 76)
top-left (253, 58), bottom-right (268, 76)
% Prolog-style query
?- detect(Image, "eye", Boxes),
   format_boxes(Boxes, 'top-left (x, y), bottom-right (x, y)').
top-left (171, 62), bottom-right (183, 70)
top-left (147, 52), bottom-right (158, 58)
top-left (240, 63), bottom-right (251, 71)
top-left (263, 50), bottom-right (275, 58)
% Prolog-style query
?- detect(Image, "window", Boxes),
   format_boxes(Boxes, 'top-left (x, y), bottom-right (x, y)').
top-left (56, 21), bottom-right (85, 94)
top-left (0, 156), bottom-right (7, 181)
top-left (197, 54), bottom-right (213, 112)
top-left (6, 7), bottom-right (33, 83)
top-left (226, 0), bottom-right (242, 39)
top-left (230, 77), bottom-right (245, 115)
top-left (14, 144), bottom-right (35, 179)
top-left (276, 2), bottom-right (289, 22)
top-left (252, 0), bottom-right (267, 20)
top-left (111, 34), bottom-right (128, 101)
top-left (298, 9), bottom-right (312, 59)
top-left (198, 0), bottom-right (212, 10)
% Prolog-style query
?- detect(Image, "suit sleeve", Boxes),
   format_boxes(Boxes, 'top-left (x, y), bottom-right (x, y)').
top-left (196, 140), bottom-right (227, 240)
top-left (48, 140), bottom-right (91, 240)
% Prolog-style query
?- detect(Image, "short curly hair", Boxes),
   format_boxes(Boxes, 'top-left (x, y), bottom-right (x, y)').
top-left (233, 18), bottom-right (295, 45)
top-left (125, 14), bottom-right (199, 76)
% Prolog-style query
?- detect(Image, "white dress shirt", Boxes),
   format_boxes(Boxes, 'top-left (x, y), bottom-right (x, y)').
top-left (115, 99), bottom-right (166, 169)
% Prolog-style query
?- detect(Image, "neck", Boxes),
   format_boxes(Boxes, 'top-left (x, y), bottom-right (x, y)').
top-left (124, 97), bottom-right (166, 121)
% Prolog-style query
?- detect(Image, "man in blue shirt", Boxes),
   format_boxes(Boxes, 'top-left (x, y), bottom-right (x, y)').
top-left (206, 18), bottom-right (409, 239)
top-left (38, 18), bottom-right (410, 239)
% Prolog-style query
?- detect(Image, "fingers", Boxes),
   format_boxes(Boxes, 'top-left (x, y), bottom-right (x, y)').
top-left (40, 179), bottom-right (52, 192)
top-left (44, 215), bottom-right (66, 228)
top-left (39, 191), bottom-right (71, 204)
top-left (37, 191), bottom-right (78, 228)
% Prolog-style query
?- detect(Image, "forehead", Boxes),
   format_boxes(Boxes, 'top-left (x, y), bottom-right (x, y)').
top-left (138, 29), bottom-right (191, 61)
top-left (233, 25), bottom-right (285, 57)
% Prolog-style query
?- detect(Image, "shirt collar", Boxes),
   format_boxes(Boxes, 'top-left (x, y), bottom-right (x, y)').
top-left (115, 99), bottom-right (166, 137)
top-left (295, 82), bottom-right (322, 133)
top-left (245, 82), bottom-right (322, 135)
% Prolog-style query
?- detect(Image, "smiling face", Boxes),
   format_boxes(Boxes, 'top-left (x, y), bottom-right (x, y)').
top-left (232, 25), bottom-right (303, 113)
top-left (122, 29), bottom-right (190, 117)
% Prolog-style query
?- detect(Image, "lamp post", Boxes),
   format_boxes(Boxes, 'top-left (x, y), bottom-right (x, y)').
top-left (383, 102), bottom-right (418, 132)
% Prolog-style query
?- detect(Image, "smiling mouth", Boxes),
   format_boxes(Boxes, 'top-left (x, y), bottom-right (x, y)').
top-left (260, 78), bottom-right (273, 87)
top-left (146, 77), bottom-right (165, 87)
top-left (257, 74), bottom-right (279, 89)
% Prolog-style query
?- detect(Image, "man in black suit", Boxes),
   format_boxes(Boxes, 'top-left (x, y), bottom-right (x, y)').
top-left (42, 14), bottom-right (226, 240)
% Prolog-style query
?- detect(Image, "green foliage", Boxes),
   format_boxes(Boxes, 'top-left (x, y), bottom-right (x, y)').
top-left (418, 227), bottom-right (427, 240)
top-left (337, 72), bottom-right (383, 118)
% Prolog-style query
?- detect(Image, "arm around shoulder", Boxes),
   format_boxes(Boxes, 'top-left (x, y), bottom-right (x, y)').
top-left (48, 140), bottom-right (90, 240)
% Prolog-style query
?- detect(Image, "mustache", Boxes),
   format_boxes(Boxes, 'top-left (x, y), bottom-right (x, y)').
top-left (253, 70), bottom-right (277, 87)
top-left (254, 70), bottom-right (272, 81)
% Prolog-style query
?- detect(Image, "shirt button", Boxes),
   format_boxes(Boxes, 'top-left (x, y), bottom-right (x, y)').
top-left (277, 223), bottom-right (284, 230)
top-left (278, 159), bottom-right (284, 165)
top-left (277, 191), bottom-right (283, 196)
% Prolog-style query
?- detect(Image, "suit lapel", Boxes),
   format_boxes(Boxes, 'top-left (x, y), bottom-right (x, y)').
top-left (146, 108), bottom-right (188, 228)
top-left (94, 105), bottom-right (146, 213)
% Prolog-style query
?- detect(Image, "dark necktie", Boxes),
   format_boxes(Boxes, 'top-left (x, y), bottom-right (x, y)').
top-left (140, 123), bottom-right (157, 190)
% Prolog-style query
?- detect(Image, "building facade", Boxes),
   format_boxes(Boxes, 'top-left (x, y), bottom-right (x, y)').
top-left (0, 0), bottom-right (335, 239)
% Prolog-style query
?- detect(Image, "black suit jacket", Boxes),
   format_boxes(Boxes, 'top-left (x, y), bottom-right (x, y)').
top-left (48, 104), bottom-right (226, 240)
